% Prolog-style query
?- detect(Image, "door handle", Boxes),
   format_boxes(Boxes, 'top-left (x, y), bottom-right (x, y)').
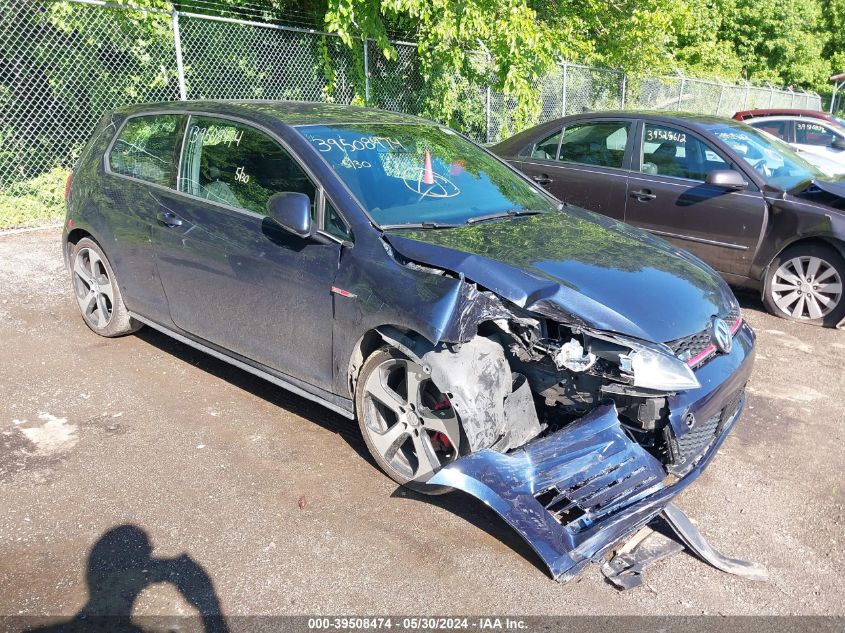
top-left (630, 189), bottom-right (657, 201)
top-left (156, 211), bottom-right (183, 228)
top-left (532, 175), bottom-right (553, 185)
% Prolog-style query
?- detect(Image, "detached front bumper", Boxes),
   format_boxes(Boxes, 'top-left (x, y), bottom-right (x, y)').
top-left (430, 322), bottom-right (755, 582)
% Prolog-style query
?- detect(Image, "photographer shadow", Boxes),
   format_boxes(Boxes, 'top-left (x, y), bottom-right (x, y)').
top-left (26, 525), bottom-right (228, 633)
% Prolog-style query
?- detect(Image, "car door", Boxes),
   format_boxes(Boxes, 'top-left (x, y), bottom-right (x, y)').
top-left (150, 114), bottom-right (342, 391)
top-left (102, 113), bottom-right (187, 323)
top-left (792, 120), bottom-right (845, 167)
top-left (623, 120), bottom-right (766, 277)
top-left (516, 119), bottom-right (633, 220)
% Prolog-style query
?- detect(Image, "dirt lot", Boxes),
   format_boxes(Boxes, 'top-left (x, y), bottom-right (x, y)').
top-left (0, 228), bottom-right (843, 618)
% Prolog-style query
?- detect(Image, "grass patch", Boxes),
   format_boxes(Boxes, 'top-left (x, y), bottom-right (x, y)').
top-left (0, 167), bottom-right (68, 230)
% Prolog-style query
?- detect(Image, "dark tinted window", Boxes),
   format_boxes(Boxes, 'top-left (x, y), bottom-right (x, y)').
top-left (641, 123), bottom-right (726, 181)
top-left (179, 116), bottom-right (315, 215)
top-left (558, 121), bottom-right (629, 168)
top-left (530, 130), bottom-right (561, 159)
top-left (750, 120), bottom-right (788, 140)
top-left (109, 115), bottom-right (182, 187)
top-left (795, 121), bottom-right (836, 146)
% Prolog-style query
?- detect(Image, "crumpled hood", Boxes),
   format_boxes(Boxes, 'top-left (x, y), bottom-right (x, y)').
top-left (384, 208), bottom-right (736, 342)
top-left (807, 178), bottom-right (845, 199)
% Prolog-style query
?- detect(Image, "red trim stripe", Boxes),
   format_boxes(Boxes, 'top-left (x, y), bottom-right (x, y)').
top-left (685, 317), bottom-right (742, 367)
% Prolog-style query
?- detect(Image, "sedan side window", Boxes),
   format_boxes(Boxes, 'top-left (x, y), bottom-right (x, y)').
top-left (641, 124), bottom-right (726, 181)
top-left (557, 121), bottom-right (630, 169)
top-left (179, 116), bottom-right (316, 215)
top-left (109, 115), bottom-right (183, 187)
top-left (529, 130), bottom-right (562, 160)
top-left (795, 121), bottom-right (837, 146)
top-left (750, 120), bottom-right (788, 140)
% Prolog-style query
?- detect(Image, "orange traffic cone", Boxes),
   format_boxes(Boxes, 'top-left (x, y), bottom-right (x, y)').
top-left (423, 150), bottom-right (435, 185)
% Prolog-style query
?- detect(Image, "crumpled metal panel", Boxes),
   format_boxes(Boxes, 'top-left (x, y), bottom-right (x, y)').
top-left (429, 404), bottom-right (667, 581)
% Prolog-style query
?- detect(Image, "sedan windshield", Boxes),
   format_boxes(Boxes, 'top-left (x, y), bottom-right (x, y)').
top-left (298, 123), bottom-right (558, 227)
top-left (702, 122), bottom-right (825, 191)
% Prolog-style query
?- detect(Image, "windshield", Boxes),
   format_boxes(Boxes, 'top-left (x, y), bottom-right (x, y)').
top-left (298, 123), bottom-right (558, 227)
top-left (702, 122), bottom-right (825, 191)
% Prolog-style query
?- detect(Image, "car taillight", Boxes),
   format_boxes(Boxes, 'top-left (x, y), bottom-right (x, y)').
top-left (64, 171), bottom-right (73, 202)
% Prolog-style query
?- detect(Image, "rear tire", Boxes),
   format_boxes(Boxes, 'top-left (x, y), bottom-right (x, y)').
top-left (70, 237), bottom-right (141, 337)
top-left (763, 243), bottom-right (845, 327)
top-left (355, 347), bottom-right (465, 495)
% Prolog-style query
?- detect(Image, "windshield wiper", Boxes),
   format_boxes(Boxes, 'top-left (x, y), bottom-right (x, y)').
top-left (380, 221), bottom-right (462, 230)
top-left (464, 209), bottom-right (543, 225)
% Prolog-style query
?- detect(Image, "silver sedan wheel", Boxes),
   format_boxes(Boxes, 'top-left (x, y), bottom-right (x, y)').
top-left (771, 255), bottom-right (843, 320)
top-left (72, 247), bottom-right (114, 329)
top-left (361, 357), bottom-right (461, 483)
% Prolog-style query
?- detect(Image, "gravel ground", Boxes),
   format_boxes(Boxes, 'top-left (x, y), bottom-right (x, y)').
top-left (0, 228), bottom-right (843, 619)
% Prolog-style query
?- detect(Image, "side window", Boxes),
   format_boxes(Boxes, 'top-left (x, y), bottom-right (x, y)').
top-left (558, 121), bottom-right (630, 168)
top-left (530, 130), bottom-right (561, 160)
top-left (109, 115), bottom-right (183, 187)
top-left (179, 116), bottom-right (316, 215)
top-left (641, 124), bottom-right (725, 181)
top-left (795, 121), bottom-right (836, 146)
top-left (750, 120), bottom-right (788, 140)
top-left (325, 200), bottom-right (353, 242)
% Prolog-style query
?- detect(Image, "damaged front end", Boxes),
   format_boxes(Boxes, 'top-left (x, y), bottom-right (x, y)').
top-left (374, 265), bottom-right (756, 583)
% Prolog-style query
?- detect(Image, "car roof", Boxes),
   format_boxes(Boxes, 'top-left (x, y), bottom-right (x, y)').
top-left (745, 115), bottom-right (835, 123)
top-left (565, 110), bottom-right (735, 127)
top-left (492, 110), bottom-right (745, 153)
top-left (112, 100), bottom-right (433, 127)
top-left (734, 108), bottom-right (835, 120)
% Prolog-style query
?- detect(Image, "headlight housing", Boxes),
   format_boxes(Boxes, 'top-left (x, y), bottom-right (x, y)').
top-left (620, 344), bottom-right (700, 391)
top-left (585, 330), bottom-right (701, 392)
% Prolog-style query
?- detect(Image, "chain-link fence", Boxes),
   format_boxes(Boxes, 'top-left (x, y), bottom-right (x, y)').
top-left (627, 75), bottom-right (820, 116)
top-left (0, 0), bottom-right (825, 229)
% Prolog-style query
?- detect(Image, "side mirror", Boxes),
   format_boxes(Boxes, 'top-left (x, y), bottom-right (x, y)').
top-left (831, 137), bottom-right (845, 151)
top-left (267, 192), bottom-right (313, 238)
top-left (705, 169), bottom-right (747, 191)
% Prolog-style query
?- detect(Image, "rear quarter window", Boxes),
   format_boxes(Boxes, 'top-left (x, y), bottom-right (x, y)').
top-left (108, 115), bottom-right (183, 187)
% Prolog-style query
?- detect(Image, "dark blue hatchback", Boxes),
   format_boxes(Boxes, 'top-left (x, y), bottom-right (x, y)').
top-left (63, 101), bottom-right (755, 583)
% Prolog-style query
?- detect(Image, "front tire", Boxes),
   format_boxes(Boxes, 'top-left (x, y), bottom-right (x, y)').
top-left (355, 347), bottom-right (464, 495)
top-left (70, 237), bottom-right (141, 337)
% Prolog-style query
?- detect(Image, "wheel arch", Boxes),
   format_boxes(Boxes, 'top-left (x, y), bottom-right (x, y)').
top-left (63, 227), bottom-right (96, 269)
top-left (346, 325), bottom-right (436, 398)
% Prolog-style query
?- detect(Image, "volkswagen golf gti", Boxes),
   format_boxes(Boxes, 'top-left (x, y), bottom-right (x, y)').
top-left (63, 101), bottom-right (755, 582)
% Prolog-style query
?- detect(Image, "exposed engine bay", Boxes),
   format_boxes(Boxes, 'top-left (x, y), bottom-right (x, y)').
top-left (367, 273), bottom-right (760, 586)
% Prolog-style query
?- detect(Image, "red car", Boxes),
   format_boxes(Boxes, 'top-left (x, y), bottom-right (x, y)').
top-left (733, 108), bottom-right (845, 129)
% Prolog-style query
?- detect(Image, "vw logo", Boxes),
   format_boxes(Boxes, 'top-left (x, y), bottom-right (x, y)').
top-left (711, 318), bottom-right (732, 354)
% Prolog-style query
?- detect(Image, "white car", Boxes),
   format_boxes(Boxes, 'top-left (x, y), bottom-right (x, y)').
top-left (743, 115), bottom-right (845, 177)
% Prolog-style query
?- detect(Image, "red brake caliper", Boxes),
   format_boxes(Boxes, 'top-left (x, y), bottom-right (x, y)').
top-left (430, 399), bottom-right (453, 451)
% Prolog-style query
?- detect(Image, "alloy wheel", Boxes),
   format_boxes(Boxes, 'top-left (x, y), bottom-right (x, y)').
top-left (73, 247), bottom-right (114, 329)
top-left (771, 255), bottom-right (842, 320)
top-left (361, 357), bottom-right (461, 483)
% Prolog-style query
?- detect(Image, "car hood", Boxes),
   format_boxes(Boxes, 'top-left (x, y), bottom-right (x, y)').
top-left (383, 208), bottom-right (736, 343)
top-left (808, 178), bottom-right (845, 199)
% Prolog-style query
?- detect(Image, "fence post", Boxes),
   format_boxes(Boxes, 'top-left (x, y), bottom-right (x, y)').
top-left (172, 9), bottom-right (187, 100)
top-left (363, 38), bottom-right (370, 105)
top-left (715, 82), bottom-right (725, 115)
top-left (559, 62), bottom-right (568, 117)
top-left (620, 72), bottom-right (626, 109)
top-left (677, 76), bottom-right (685, 110)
